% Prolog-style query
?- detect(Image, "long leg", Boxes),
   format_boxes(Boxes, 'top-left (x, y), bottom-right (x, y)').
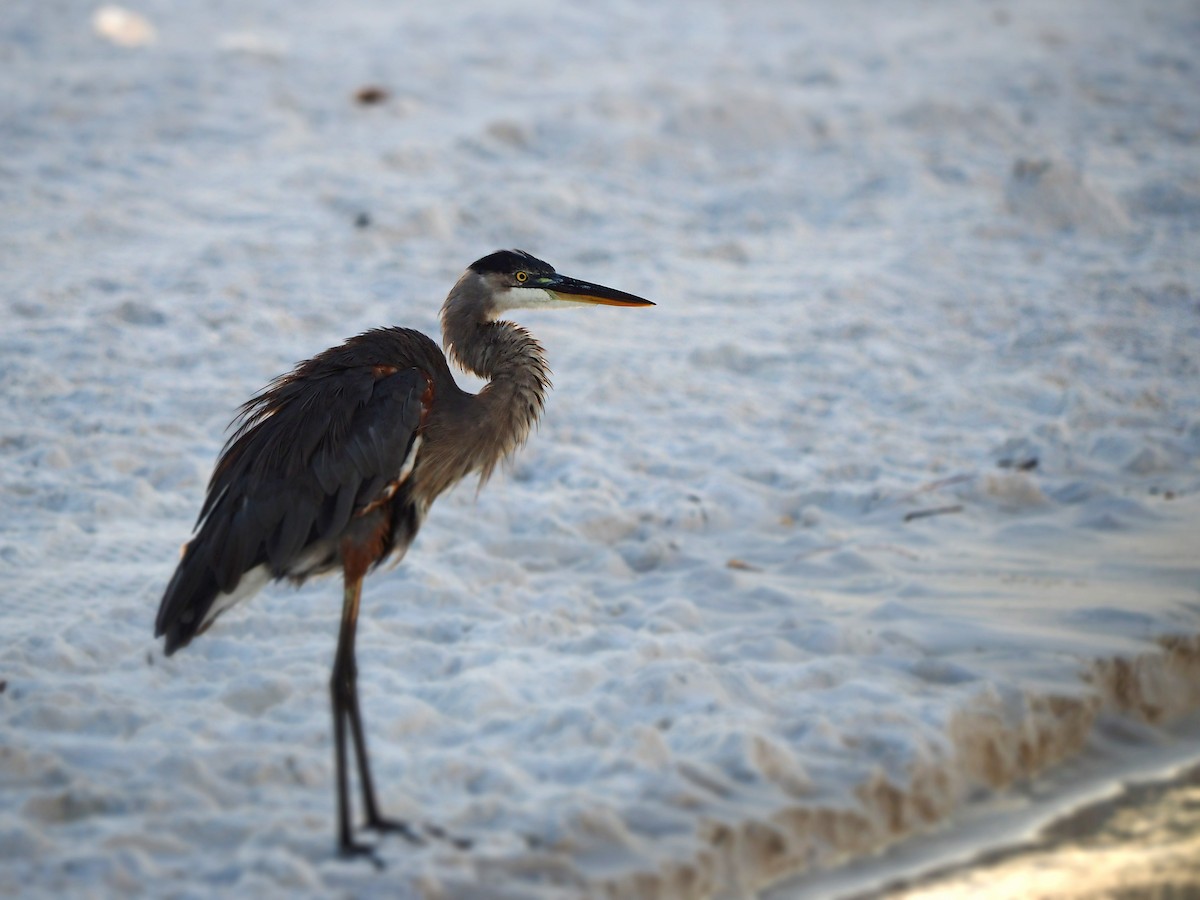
top-left (332, 572), bottom-right (423, 861)
top-left (331, 574), bottom-right (377, 859)
top-left (332, 567), bottom-right (468, 857)
top-left (344, 652), bottom-right (421, 842)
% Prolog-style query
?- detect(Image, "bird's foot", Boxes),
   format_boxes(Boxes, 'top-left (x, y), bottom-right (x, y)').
top-left (339, 838), bottom-right (385, 870)
top-left (365, 814), bottom-right (473, 851)
top-left (364, 814), bottom-right (424, 845)
top-left (355, 809), bottom-right (474, 852)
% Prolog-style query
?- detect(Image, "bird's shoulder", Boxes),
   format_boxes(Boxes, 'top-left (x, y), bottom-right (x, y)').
top-left (300, 327), bottom-right (449, 377)
top-left (200, 328), bottom-right (448, 514)
top-left (232, 327), bottom-right (448, 434)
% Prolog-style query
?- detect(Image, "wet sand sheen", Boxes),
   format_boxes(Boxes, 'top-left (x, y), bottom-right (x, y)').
top-left (867, 760), bottom-right (1200, 900)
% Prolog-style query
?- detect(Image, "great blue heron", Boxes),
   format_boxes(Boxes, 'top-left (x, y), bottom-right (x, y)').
top-left (155, 249), bottom-right (653, 859)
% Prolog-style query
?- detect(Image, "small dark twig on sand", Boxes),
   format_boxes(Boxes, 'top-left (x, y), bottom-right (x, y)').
top-left (354, 85), bottom-right (389, 105)
top-left (997, 456), bottom-right (1039, 471)
top-left (904, 505), bottom-right (964, 523)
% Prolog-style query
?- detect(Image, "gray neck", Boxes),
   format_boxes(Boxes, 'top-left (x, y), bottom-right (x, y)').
top-left (440, 284), bottom-right (551, 481)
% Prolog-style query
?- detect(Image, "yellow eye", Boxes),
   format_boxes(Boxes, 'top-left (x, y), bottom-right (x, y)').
top-left (515, 271), bottom-right (528, 283)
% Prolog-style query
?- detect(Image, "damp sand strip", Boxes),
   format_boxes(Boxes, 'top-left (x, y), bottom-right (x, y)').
top-left (867, 758), bottom-right (1200, 900)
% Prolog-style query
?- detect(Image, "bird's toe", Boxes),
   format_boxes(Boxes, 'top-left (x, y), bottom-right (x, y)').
top-left (364, 815), bottom-right (424, 845)
top-left (339, 839), bottom-right (385, 869)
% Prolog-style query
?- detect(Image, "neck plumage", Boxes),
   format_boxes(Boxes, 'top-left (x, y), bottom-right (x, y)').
top-left (441, 300), bottom-right (551, 484)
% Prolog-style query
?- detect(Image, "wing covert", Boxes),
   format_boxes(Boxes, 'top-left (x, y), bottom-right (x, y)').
top-left (198, 365), bottom-right (427, 581)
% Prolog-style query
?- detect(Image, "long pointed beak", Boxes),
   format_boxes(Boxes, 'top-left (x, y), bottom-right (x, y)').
top-left (536, 274), bottom-right (654, 307)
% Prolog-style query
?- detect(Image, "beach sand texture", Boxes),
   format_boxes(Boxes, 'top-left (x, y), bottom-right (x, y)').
top-left (2, 0), bottom-right (1198, 896)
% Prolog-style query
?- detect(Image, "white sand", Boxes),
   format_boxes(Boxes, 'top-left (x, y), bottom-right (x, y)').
top-left (2, 0), bottom-right (1198, 896)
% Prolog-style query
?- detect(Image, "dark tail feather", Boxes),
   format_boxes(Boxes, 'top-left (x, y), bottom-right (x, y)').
top-left (155, 539), bottom-right (221, 656)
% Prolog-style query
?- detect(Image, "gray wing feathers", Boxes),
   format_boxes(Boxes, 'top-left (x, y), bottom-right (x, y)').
top-left (155, 365), bottom-right (425, 654)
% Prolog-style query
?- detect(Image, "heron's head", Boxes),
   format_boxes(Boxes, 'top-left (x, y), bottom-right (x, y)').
top-left (449, 249), bottom-right (654, 322)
